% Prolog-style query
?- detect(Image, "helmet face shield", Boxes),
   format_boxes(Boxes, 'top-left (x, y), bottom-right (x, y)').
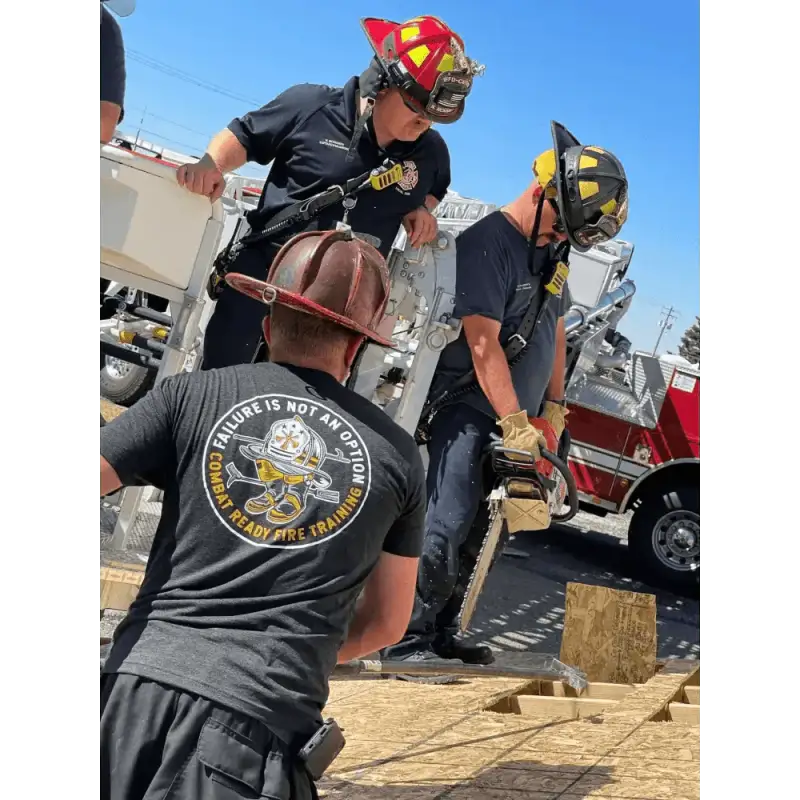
top-left (397, 67), bottom-right (473, 123)
top-left (572, 189), bottom-right (629, 248)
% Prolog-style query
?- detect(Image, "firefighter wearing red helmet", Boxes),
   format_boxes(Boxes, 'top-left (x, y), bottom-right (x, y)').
top-left (177, 15), bottom-right (483, 372)
top-left (359, 15), bottom-right (482, 125)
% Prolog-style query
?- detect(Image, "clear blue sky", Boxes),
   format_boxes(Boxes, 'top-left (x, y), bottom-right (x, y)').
top-left (115, 0), bottom-right (699, 353)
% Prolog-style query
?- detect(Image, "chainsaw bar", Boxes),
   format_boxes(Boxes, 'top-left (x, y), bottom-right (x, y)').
top-left (456, 487), bottom-right (506, 634)
top-left (335, 656), bottom-right (588, 691)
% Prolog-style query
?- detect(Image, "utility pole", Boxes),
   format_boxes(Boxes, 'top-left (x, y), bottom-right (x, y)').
top-left (134, 106), bottom-right (147, 152)
top-left (652, 305), bottom-right (679, 356)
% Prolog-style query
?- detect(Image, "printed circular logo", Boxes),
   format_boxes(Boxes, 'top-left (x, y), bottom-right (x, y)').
top-left (203, 394), bottom-right (371, 548)
top-left (397, 160), bottom-right (419, 193)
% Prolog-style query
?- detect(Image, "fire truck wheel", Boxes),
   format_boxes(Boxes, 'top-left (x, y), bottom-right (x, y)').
top-left (628, 484), bottom-right (699, 590)
top-left (100, 356), bottom-right (155, 407)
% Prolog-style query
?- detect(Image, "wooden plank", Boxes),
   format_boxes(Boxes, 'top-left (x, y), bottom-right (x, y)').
top-left (513, 694), bottom-right (619, 718)
top-left (560, 582), bottom-right (657, 684)
top-left (100, 567), bottom-right (144, 611)
top-left (668, 702), bottom-right (700, 725)
top-left (103, 560), bottom-right (146, 573)
top-left (683, 686), bottom-right (700, 704)
top-left (537, 681), bottom-right (642, 701)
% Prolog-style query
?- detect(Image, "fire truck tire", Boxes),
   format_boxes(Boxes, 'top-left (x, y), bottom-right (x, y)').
top-left (629, 484), bottom-right (700, 590)
top-left (100, 358), bottom-right (155, 407)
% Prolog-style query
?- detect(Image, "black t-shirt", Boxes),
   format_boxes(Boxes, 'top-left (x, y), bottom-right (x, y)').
top-left (100, 4), bottom-right (126, 120)
top-left (227, 77), bottom-right (451, 258)
top-left (431, 210), bottom-right (572, 419)
top-left (101, 362), bottom-right (426, 742)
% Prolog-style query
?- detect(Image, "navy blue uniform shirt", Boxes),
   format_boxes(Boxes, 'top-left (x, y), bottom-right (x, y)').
top-left (432, 210), bottom-right (572, 419)
top-left (227, 77), bottom-right (451, 258)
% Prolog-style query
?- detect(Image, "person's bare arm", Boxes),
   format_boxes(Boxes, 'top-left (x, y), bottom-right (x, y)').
top-left (337, 552), bottom-right (419, 663)
top-left (101, 456), bottom-right (122, 497)
top-left (205, 129), bottom-right (249, 173)
top-left (424, 194), bottom-right (439, 212)
top-left (546, 316), bottom-right (567, 401)
top-left (462, 315), bottom-right (521, 418)
top-left (100, 102), bottom-right (121, 144)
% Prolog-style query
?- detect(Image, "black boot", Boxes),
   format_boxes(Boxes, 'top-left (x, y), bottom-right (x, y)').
top-left (433, 632), bottom-right (495, 665)
top-left (379, 643), bottom-right (465, 685)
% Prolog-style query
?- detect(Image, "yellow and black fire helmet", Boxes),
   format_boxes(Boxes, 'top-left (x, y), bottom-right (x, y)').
top-left (533, 121), bottom-right (629, 252)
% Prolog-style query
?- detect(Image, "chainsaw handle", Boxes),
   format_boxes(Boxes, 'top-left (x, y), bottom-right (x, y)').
top-left (486, 435), bottom-right (578, 523)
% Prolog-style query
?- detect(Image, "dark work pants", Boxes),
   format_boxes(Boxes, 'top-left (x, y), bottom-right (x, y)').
top-left (384, 403), bottom-right (498, 657)
top-left (101, 673), bottom-right (317, 800)
top-left (201, 244), bottom-right (280, 371)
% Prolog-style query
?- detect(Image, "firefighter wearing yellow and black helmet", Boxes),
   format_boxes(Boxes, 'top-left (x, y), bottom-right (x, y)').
top-left (533, 121), bottom-right (628, 252)
top-left (384, 121), bottom-right (629, 674)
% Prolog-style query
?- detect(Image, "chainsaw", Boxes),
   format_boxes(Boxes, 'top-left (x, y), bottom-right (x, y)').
top-left (455, 419), bottom-right (579, 634)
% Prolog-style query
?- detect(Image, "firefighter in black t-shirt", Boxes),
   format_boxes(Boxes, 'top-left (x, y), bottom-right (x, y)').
top-left (100, 229), bottom-right (427, 800)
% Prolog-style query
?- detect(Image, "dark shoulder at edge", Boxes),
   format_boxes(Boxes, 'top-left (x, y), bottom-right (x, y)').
top-left (421, 127), bottom-right (449, 155)
top-left (456, 209), bottom-right (508, 247)
top-left (280, 81), bottom-right (344, 108)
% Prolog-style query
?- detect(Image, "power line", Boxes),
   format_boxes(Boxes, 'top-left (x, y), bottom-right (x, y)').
top-left (124, 106), bottom-right (214, 139)
top-left (118, 126), bottom-right (204, 156)
top-left (126, 49), bottom-right (260, 107)
top-left (652, 305), bottom-right (679, 356)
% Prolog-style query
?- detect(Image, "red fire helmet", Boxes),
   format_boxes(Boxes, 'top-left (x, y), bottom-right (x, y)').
top-left (360, 15), bottom-right (483, 123)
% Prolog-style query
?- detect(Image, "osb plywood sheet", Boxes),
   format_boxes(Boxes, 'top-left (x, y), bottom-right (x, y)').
top-left (101, 397), bottom-right (126, 422)
top-left (560, 582), bottom-right (657, 684)
top-left (601, 668), bottom-right (699, 726)
top-left (315, 665), bottom-right (699, 799)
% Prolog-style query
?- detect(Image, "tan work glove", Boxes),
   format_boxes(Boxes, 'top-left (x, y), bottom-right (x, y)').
top-left (498, 411), bottom-right (552, 533)
top-left (497, 410), bottom-right (545, 462)
top-left (542, 401), bottom-right (569, 441)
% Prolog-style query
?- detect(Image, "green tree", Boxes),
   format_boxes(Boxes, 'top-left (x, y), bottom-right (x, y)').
top-left (678, 316), bottom-right (700, 364)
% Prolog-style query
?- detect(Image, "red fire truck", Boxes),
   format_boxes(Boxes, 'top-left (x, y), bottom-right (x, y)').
top-left (562, 241), bottom-right (700, 590)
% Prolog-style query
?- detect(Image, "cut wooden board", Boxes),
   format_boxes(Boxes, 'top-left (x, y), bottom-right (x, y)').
top-left (560, 582), bottom-right (657, 684)
top-left (683, 685), bottom-right (700, 704)
top-left (538, 680), bottom-right (642, 701)
top-left (100, 566), bottom-right (145, 611)
top-left (668, 702), bottom-right (700, 725)
top-left (512, 694), bottom-right (619, 718)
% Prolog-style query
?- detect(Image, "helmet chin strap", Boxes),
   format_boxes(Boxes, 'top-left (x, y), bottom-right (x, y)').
top-left (347, 61), bottom-right (386, 161)
top-left (528, 190), bottom-right (570, 274)
top-left (527, 190), bottom-right (546, 274)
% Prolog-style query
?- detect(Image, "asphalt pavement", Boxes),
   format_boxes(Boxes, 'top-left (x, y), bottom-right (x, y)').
top-left (466, 509), bottom-right (700, 661)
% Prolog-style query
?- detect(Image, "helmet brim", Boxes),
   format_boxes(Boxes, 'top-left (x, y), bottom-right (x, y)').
top-left (360, 18), bottom-right (400, 60)
top-left (550, 120), bottom-right (592, 252)
top-left (224, 273), bottom-right (396, 349)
